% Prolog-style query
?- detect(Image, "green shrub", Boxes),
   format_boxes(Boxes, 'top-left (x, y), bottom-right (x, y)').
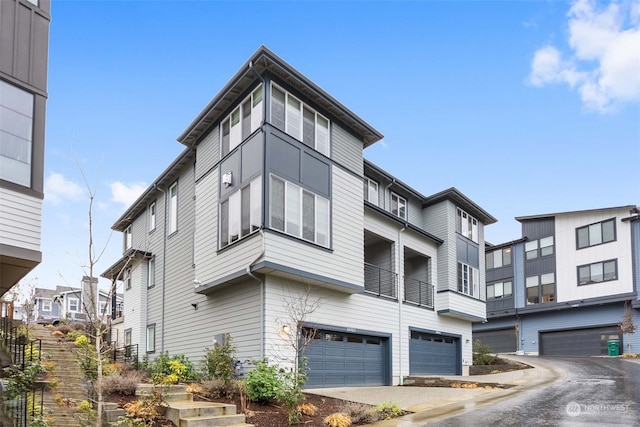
top-left (371, 402), bottom-right (403, 420)
top-left (102, 370), bottom-right (147, 395)
top-left (473, 339), bottom-right (497, 365)
top-left (201, 333), bottom-right (237, 388)
top-left (340, 402), bottom-right (376, 424)
top-left (245, 359), bottom-right (282, 402)
top-left (146, 352), bottom-right (198, 383)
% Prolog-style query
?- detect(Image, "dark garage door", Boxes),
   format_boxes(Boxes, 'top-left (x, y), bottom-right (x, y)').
top-left (474, 328), bottom-right (517, 353)
top-left (304, 330), bottom-right (387, 388)
top-left (540, 326), bottom-right (621, 356)
top-left (409, 330), bottom-right (459, 375)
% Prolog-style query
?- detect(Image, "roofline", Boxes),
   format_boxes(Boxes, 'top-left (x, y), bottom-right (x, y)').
top-left (422, 187), bottom-right (498, 225)
top-left (363, 159), bottom-right (426, 200)
top-left (515, 205), bottom-right (637, 222)
top-left (177, 45), bottom-right (383, 148)
top-left (365, 202), bottom-right (444, 245)
top-left (485, 237), bottom-right (527, 251)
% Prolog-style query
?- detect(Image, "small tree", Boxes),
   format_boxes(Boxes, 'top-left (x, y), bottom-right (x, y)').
top-left (618, 301), bottom-right (637, 354)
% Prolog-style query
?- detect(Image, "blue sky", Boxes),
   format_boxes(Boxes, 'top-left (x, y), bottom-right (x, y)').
top-left (28, 0), bottom-right (639, 290)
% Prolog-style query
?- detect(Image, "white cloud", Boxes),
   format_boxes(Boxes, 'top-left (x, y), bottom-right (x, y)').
top-left (528, 0), bottom-right (640, 112)
top-left (110, 181), bottom-right (147, 207)
top-left (44, 173), bottom-right (85, 205)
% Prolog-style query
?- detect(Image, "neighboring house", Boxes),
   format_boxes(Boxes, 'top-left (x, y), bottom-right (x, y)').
top-left (0, 0), bottom-right (51, 298)
top-left (33, 277), bottom-right (121, 325)
top-left (102, 46), bottom-right (496, 387)
top-left (474, 206), bottom-right (640, 356)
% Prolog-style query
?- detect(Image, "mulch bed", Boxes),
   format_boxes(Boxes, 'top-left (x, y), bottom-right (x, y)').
top-left (469, 356), bottom-right (532, 376)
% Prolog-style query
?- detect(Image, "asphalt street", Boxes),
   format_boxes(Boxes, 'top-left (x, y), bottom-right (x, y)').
top-left (426, 357), bottom-right (640, 426)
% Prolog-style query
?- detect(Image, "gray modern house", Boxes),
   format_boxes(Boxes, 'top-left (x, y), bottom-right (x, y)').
top-left (0, 0), bottom-right (50, 298)
top-left (474, 206), bottom-right (640, 356)
top-left (102, 46), bottom-right (496, 386)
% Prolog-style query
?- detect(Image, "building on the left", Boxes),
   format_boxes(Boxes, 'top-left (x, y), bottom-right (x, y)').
top-left (0, 0), bottom-right (50, 298)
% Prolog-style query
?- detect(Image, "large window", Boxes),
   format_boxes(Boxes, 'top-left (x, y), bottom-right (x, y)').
top-left (221, 85), bottom-right (263, 158)
top-left (124, 226), bottom-right (132, 250)
top-left (364, 178), bottom-right (378, 206)
top-left (270, 83), bottom-right (330, 157)
top-left (125, 267), bottom-right (132, 291)
top-left (68, 297), bottom-right (80, 313)
top-left (168, 182), bottom-right (178, 234)
top-left (457, 262), bottom-right (478, 297)
top-left (456, 208), bottom-right (478, 243)
top-left (525, 236), bottom-right (554, 260)
top-left (487, 280), bottom-right (513, 299)
top-left (577, 219), bottom-right (616, 249)
top-left (0, 80), bottom-right (33, 187)
top-left (147, 257), bottom-right (155, 288)
top-left (578, 259), bottom-right (617, 285)
top-left (486, 247), bottom-right (512, 269)
top-left (149, 202), bottom-right (156, 232)
top-left (526, 273), bottom-right (555, 305)
top-left (220, 177), bottom-right (262, 248)
top-left (391, 193), bottom-right (406, 220)
top-left (146, 324), bottom-right (155, 353)
top-left (270, 175), bottom-right (330, 247)
top-left (41, 299), bottom-right (52, 312)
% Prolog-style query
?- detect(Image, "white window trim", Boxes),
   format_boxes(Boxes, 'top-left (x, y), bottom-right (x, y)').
top-left (168, 182), bottom-right (178, 234)
top-left (219, 177), bottom-right (262, 248)
top-left (124, 226), bottom-right (132, 250)
top-left (125, 267), bottom-right (132, 291)
top-left (147, 257), bottom-right (155, 288)
top-left (149, 202), bottom-right (156, 232)
top-left (458, 262), bottom-right (478, 297)
top-left (220, 84), bottom-right (263, 158)
top-left (391, 193), bottom-right (407, 220)
top-left (68, 297), bottom-right (80, 313)
top-left (146, 324), bottom-right (156, 353)
top-left (365, 178), bottom-right (379, 206)
top-left (456, 208), bottom-right (478, 243)
top-left (41, 299), bottom-right (52, 312)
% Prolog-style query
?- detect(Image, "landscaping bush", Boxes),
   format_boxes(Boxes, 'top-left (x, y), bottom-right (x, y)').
top-left (102, 370), bottom-right (147, 396)
top-left (473, 339), bottom-right (497, 365)
top-left (245, 359), bottom-right (282, 402)
top-left (54, 324), bottom-right (72, 335)
top-left (146, 352), bottom-right (199, 384)
top-left (201, 333), bottom-right (237, 388)
top-left (324, 413), bottom-right (352, 427)
top-left (371, 402), bottom-right (403, 420)
top-left (340, 402), bottom-right (377, 424)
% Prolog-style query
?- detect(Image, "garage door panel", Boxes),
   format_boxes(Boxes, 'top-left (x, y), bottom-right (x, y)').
top-left (473, 328), bottom-right (517, 353)
top-left (540, 326), bottom-right (621, 356)
top-left (409, 331), bottom-right (459, 375)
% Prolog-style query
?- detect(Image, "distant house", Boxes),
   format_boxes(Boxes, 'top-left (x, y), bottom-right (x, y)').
top-left (102, 46), bottom-right (497, 386)
top-left (474, 206), bottom-right (640, 356)
top-left (33, 277), bottom-right (122, 325)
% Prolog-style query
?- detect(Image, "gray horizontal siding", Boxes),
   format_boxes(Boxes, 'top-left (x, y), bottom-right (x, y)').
top-left (195, 127), bottom-right (219, 181)
top-left (331, 123), bottom-right (363, 176)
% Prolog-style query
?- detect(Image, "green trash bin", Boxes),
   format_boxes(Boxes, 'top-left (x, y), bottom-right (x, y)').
top-left (607, 340), bottom-right (620, 356)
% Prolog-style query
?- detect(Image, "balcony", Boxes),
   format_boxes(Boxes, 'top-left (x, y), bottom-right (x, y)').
top-left (403, 247), bottom-right (433, 309)
top-left (364, 262), bottom-right (398, 299)
top-left (404, 277), bottom-right (434, 308)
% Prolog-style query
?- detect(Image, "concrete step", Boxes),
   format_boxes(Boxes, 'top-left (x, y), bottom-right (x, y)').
top-left (165, 400), bottom-right (237, 420)
top-left (178, 414), bottom-right (249, 427)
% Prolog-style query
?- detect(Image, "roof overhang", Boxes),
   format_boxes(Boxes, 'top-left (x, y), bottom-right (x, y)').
top-left (100, 249), bottom-right (153, 280)
top-left (423, 187), bottom-right (497, 225)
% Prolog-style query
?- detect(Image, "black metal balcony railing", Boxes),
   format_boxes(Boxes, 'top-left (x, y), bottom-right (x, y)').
top-left (111, 344), bottom-right (139, 369)
top-left (404, 277), bottom-right (434, 309)
top-left (364, 262), bottom-right (398, 299)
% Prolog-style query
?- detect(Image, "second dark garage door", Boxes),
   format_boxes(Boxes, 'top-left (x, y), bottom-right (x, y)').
top-left (473, 328), bottom-right (518, 353)
top-left (304, 330), bottom-right (388, 388)
top-left (409, 330), bottom-right (460, 375)
top-left (539, 325), bottom-right (621, 356)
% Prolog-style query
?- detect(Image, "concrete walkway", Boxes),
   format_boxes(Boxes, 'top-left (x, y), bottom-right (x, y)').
top-left (306, 355), bottom-right (563, 426)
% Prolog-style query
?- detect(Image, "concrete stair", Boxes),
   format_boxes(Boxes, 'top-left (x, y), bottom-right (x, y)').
top-left (136, 384), bottom-right (253, 427)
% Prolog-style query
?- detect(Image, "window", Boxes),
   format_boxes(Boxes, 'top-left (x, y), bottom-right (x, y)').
top-left (526, 237), bottom-right (554, 260)
top-left (456, 208), bottom-right (478, 243)
top-left (577, 219), bottom-right (616, 249)
top-left (68, 297), bottom-right (80, 313)
top-left (487, 280), bottom-right (513, 299)
top-left (457, 262), bottom-right (478, 297)
top-left (147, 257), bottom-right (155, 288)
top-left (99, 301), bottom-right (107, 314)
top-left (391, 193), bottom-right (406, 220)
top-left (149, 202), bottom-right (156, 231)
top-left (124, 329), bottom-right (132, 347)
top-left (270, 175), bottom-right (330, 247)
top-left (486, 247), bottom-right (512, 269)
top-left (41, 299), bottom-right (51, 312)
top-left (364, 179), bottom-right (379, 206)
top-left (578, 259), bottom-right (617, 285)
top-left (221, 85), bottom-right (263, 157)
top-left (526, 273), bottom-right (555, 305)
top-left (540, 236), bottom-right (554, 257)
top-left (525, 240), bottom-right (538, 260)
top-left (0, 80), bottom-right (34, 187)
top-left (220, 177), bottom-right (261, 248)
top-left (125, 267), bottom-right (132, 291)
top-left (270, 83), bottom-right (330, 156)
top-left (124, 226), bottom-right (132, 250)
top-left (146, 324), bottom-right (155, 353)
top-left (168, 182), bottom-right (178, 234)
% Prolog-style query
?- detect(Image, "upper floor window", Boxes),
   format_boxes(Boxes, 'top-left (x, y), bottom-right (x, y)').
top-left (221, 85), bottom-right (263, 158)
top-left (578, 259), bottom-right (617, 286)
top-left (124, 226), bottom-right (132, 250)
top-left (364, 178), bottom-right (378, 206)
top-left (457, 262), bottom-right (478, 297)
top-left (220, 177), bottom-right (262, 248)
top-left (270, 174), bottom-right (330, 247)
top-left (168, 182), bottom-right (178, 234)
top-left (68, 297), bottom-right (80, 313)
top-left (526, 273), bottom-right (555, 305)
top-left (525, 236), bottom-right (554, 260)
top-left (146, 324), bottom-right (156, 353)
top-left (125, 267), bottom-right (132, 291)
top-left (391, 193), bottom-right (406, 220)
top-left (577, 219), bottom-right (615, 249)
top-left (99, 301), bottom-right (107, 315)
top-left (270, 83), bottom-right (330, 157)
top-left (41, 299), bottom-right (52, 312)
top-left (486, 247), bottom-right (512, 269)
top-left (149, 202), bottom-right (156, 232)
top-left (487, 280), bottom-right (513, 299)
top-left (147, 257), bottom-right (155, 288)
top-left (0, 80), bottom-right (34, 187)
top-left (456, 208), bottom-right (478, 243)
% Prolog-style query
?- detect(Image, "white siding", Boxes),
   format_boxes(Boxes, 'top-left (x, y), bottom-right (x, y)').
top-left (555, 209), bottom-right (634, 302)
top-left (195, 127), bottom-right (219, 181)
top-left (406, 195), bottom-right (422, 228)
top-left (435, 291), bottom-right (486, 321)
top-left (0, 187), bottom-right (41, 251)
top-left (331, 124), bottom-right (363, 176)
top-left (123, 260), bottom-right (147, 353)
top-left (423, 201), bottom-right (456, 291)
top-left (264, 166), bottom-right (364, 287)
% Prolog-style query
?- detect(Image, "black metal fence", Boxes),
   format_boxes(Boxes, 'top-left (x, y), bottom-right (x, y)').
top-left (364, 262), bottom-right (398, 299)
top-left (404, 276), bottom-right (435, 308)
top-left (111, 344), bottom-right (139, 369)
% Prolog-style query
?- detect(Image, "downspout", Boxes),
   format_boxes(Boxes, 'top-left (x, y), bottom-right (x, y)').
top-left (398, 226), bottom-right (405, 386)
top-left (246, 230), bottom-right (266, 359)
top-left (154, 183), bottom-right (167, 353)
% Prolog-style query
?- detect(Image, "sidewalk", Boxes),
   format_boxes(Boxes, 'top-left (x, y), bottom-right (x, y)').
top-left (306, 355), bottom-right (563, 426)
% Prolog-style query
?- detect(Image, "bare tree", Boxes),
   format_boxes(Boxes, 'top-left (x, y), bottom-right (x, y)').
top-left (618, 301), bottom-right (637, 354)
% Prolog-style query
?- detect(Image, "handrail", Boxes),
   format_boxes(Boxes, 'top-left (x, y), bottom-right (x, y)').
top-left (364, 262), bottom-right (398, 299)
top-left (403, 276), bottom-right (434, 308)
